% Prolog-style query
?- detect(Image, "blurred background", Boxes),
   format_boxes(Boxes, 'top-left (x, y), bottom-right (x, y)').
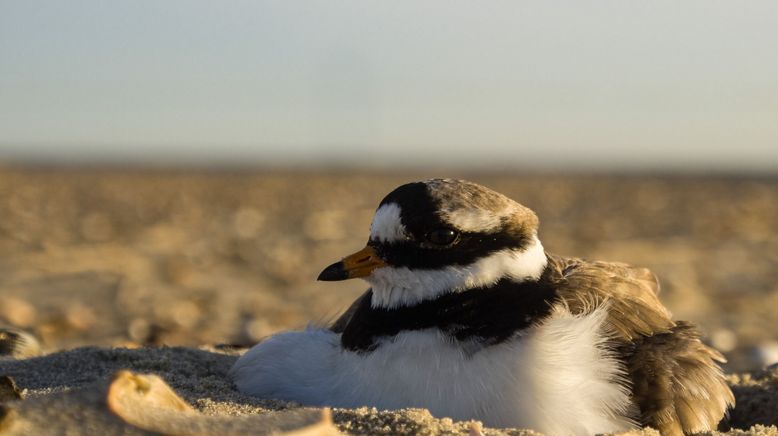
top-left (0, 1), bottom-right (776, 371)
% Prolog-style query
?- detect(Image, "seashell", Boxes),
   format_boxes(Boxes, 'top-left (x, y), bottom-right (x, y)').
top-left (106, 370), bottom-right (339, 435)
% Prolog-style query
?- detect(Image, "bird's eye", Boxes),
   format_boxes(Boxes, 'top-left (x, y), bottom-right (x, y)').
top-left (426, 228), bottom-right (459, 246)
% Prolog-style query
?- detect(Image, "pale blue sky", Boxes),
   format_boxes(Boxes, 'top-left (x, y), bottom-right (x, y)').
top-left (1, 1), bottom-right (777, 170)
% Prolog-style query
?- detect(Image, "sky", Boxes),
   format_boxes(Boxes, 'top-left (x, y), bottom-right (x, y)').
top-left (1, 1), bottom-right (777, 171)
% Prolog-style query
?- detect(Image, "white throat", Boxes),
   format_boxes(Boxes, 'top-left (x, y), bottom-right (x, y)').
top-left (367, 235), bottom-right (548, 309)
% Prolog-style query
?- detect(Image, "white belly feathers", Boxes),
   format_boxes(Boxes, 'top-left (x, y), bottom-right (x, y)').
top-left (229, 304), bottom-right (636, 435)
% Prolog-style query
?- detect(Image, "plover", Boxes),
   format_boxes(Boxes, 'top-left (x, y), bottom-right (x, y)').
top-left (230, 179), bottom-right (734, 435)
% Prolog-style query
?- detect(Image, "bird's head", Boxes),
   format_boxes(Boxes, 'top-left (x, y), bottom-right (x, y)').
top-left (318, 179), bottom-right (547, 309)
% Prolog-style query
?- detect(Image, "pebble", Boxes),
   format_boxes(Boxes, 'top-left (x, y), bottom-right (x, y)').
top-left (710, 328), bottom-right (738, 353)
top-left (65, 304), bottom-right (97, 331)
top-left (0, 297), bottom-right (37, 328)
top-left (244, 319), bottom-right (275, 342)
top-left (128, 318), bottom-right (152, 343)
top-left (751, 341), bottom-right (778, 368)
top-left (233, 207), bottom-right (265, 239)
top-left (169, 301), bottom-right (201, 329)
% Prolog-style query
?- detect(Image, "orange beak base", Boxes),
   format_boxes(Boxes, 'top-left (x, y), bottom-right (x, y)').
top-left (317, 245), bottom-right (387, 281)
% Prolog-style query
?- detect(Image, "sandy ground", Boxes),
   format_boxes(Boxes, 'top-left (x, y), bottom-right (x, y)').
top-left (0, 346), bottom-right (776, 435)
top-left (0, 167), bottom-right (777, 433)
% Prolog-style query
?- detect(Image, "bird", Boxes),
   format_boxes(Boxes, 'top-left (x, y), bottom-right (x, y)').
top-left (230, 178), bottom-right (734, 435)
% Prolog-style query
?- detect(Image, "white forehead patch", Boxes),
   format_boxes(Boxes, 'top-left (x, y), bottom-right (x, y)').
top-left (370, 203), bottom-right (408, 243)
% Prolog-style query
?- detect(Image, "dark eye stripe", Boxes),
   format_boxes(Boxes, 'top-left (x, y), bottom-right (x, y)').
top-left (373, 230), bottom-right (527, 269)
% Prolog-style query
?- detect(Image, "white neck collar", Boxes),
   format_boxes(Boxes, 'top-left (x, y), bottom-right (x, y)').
top-left (367, 235), bottom-right (548, 309)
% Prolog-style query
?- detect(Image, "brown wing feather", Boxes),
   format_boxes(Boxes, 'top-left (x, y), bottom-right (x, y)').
top-left (548, 253), bottom-right (734, 435)
top-left (547, 253), bottom-right (674, 341)
top-left (622, 322), bottom-right (734, 435)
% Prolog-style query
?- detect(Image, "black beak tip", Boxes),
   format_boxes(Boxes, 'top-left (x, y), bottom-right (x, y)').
top-left (317, 261), bottom-right (348, 281)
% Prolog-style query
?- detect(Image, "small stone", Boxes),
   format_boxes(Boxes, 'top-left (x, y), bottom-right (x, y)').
top-left (233, 208), bottom-right (265, 239)
top-left (244, 319), bottom-right (274, 342)
top-left (0, 296), bottom-right (37, 328)
top-left (65, 304), bottom-right (97, 331)
top-left (169, 301), bottom-right (201, 329)
top-left (128, 318), bottom-right (151, 342)
top-left (468, 421), bottom-right (484, 436)
top-left (710, 328), bottom-right (737, 353)
top-left (752, 341), bottom-right (778, 368)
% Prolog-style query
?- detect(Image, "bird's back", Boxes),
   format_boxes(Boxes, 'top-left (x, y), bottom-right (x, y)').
top-left (546, 253), bottom-right (734, 435)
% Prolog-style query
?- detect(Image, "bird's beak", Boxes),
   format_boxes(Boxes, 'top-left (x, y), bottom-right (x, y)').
top-left (317, 245), bottom-right (387, 281)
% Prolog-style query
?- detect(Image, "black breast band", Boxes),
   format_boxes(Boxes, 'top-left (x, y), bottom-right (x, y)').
top-left (340, 270), bottom-right (559, 352)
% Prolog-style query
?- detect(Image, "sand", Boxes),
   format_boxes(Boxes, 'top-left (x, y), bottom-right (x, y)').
top-left (0, 346), bottom-right (776, 435)
top-left (0, 169), bottom-right (776, 433)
